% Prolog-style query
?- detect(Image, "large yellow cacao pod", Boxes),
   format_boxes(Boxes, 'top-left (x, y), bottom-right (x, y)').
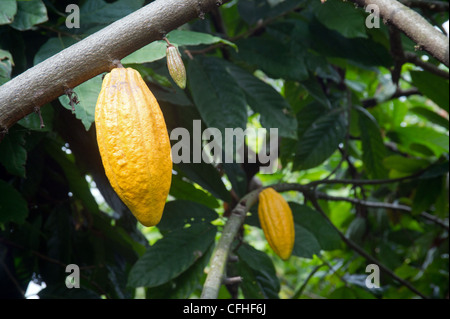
top-left (95, 67), bottom-right (172, 227)
top-left (257, 187), bottom-right (295, 260)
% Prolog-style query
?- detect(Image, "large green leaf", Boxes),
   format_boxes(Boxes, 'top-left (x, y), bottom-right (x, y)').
top-left (313, 0), bottom-right (367, 39)
top-left (127, 223), bottom-right (216, 288)
top-left (411, 71), bottom-right (449, 112)
top-left (0, 179), bottom-right (28, 224)
top-left (410, 106), bottom-right (449, 130)
top-left (58, 74), bottom-right (103, 131)
top-left (44, 141), bottom-right (99, 215)
top-left (235, 243), bottom-right (280, 299)
top-left (223, 61), bottom-right (298, 139)
top-left (169, 175), bottom-right (220, 209)
top-left (10, 0), bottom-right (47, 31)
top-left (357, 107), bottom-right (388, 179)
top-left (175, 162), bottom-right (231, 202)
top-left (0, 0), bottom-right (16, 25)
top-left (188, 57), bottom-right (248, 134)
top-left (309, 18), bottom-right (392, 67)
top-left (412, 176), bottom-right (443, 215)
top-left (157, 200), bottom-right (219, 232)
top-left (79, 0), bottom-right (144, 32)
top-left (294, 108), bottom-right (346, 170)
top-left (146, 244), bottom-right (214, 298)
top-left (292, 224), bottom-right (321, 258)
top-left (290, 203), bottom-right (342, 251)
top-left (0, 127), bottom-right (27, 177)
top-left (233, 37), bottom-right (309, 82)
top-left (393, 125), bottom-right (449, 157)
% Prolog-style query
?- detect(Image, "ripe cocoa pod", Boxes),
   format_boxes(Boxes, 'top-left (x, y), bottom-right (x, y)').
top-left (95, 67), bottom-right (172, 227)
top-left (166, 45), bottom-right (186, 89)
top-left (257, 187), bottom-right (295, 260)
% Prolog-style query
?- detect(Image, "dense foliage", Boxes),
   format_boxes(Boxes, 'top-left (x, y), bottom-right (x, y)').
top-left (0, 0), bottom-right (448, 299)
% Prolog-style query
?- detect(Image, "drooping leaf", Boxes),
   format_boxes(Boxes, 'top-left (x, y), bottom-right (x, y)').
top-left (157, 200), bottom-right (219, 232)
top-left (294, 108), bottom-right (346, 170)
top-left (313, 0), bottom-right (368, 39)
top-left (410, 106), bottom-right (449, 130)
top-left (169, 174), bottom-right (220, 209)
top-left (290, 203), bottom-right (342, 251)
top-left (357, 107), bottom-right (388, 179)
top-left (10, 0), bottom-right (48, 31)
top-left (175, 162), bottom-right (231, 202)
top-left (0, 179), bottom-right (28, 224)
top-left (410, 71), bottom-right (449, 112)
top-left (0, 0), bottom-right (16, 25)
top-left (393, 125), bottom-right (449, 157)
top-left (412, 176), bottom-right (443, 215)
top-left (58, 74), bottom-right (103, 131)
top-left (235, 243), bottom-right (280, 299)
top-left (233, 37), bottom-right (309, 82)
top-left (188, 56), bottom-right (247, 135)
top-left (127, 223), bottom-right (216, 288)
top-left (223, 60), bottom-right (298, 139)
top-left (0, 127), bottom-right (27, 177)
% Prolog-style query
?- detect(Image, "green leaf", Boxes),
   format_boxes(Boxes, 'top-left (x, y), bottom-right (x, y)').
top-left (409, 106), bottom-right (449, 130)
top-left (166, 30), bottom-right (236, 50)
top-left (313, 0), bottom-right (367, 39)
top-left (412, 176), bottom-right (443, 215)
top-left (0, 49), bottom-right (14, 85)
top-left (309, 18), bottom-right (392, 67)
top-left (0, 0), bottom-right (16, 25)
top-left (233, 37), bottom-right (309, 82)
top-left (157, 200), bottom-right (219, 232)
top-left (294, 108), bottom-right (346, 170)
top-left (410, 71), bottom-right (449, 112)
top-left (290, 203), bottom-right (342, 251)
top-left (44, 141), bottom-right (99, 215)
top-left (79, 0), bottom-right (144, 32)
top-left (357, 107), bottom-right (388, 179)
top-left (58, 74), bottom-right (103, 131)
top-left (235, 243), bottom-right (280, 299)
top-left (223, 61), bottom-right (298, 139)
top-left (292, 224), bottom-right (321, 258)
top-left (121, 41), bottom-right (167, 65)
top-left (188, 56), bottom-right (247, 134)
top-left (0, 128), bottom-right (27, 177)
top-left (299, 77), bottom-right (331, 109)
top-left (146, 244), bottom-right (214, 298)
top-left (175, 162), bottom-right (231, 203)
top-left (127, 223), bottom-right (216, 288)
top-left (169, 174), bottom-right (220, 209)
top-left (0, 179), bottom-right (28, 224)
top-left (383, 155), bottom-right (429, 177)
top-left (18, 103), bottom-right (54, 132)
top-left (393, 125), bottom-right (449, 157)
top-left (10, 0), bottom-right (48, 31)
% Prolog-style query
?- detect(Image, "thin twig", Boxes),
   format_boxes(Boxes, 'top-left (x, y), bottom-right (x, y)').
top-left (306, 194), bottom-right (428, 299)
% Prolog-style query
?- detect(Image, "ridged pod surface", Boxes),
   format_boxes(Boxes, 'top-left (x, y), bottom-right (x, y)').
top-left (95, 67), bottom-right (172, 227)
top-left (258, 187), bottom-right (295, 260)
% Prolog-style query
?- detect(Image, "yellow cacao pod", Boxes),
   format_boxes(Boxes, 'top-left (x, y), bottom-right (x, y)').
top-left (257, 187), bottom-right (295, 260)
top-left (95, 67), bottom-right (172, 227)
top-left (166, 45), bottom-right (186, 89)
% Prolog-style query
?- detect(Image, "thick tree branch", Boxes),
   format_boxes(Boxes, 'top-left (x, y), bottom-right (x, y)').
top-left (201, 189), bottom-right (260, 299)
top-left (349, 0), bottom-right (449, 67)
top-left (0, 0), bottom-right (229, 141)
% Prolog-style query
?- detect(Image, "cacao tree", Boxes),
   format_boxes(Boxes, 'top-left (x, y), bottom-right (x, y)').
top-left (0, 0), bottom-right (448, 302)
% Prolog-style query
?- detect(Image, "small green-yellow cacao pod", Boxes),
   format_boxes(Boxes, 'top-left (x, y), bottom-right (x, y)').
top-left (166, 45), bottom-right (186, 89)
top-left (257, 187), bottom-right (295, 260)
